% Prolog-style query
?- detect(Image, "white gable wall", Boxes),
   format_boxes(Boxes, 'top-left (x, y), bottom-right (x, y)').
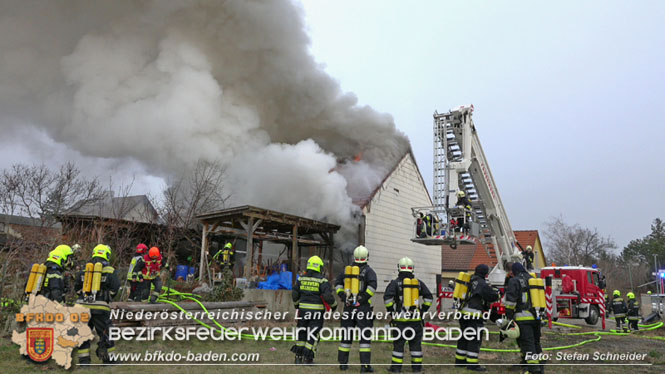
top-left (363, 153), bottom-right (439, 293)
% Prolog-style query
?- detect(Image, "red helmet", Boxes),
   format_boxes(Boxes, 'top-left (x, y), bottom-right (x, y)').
top-left (149, 247), bottom-right (160, 259)
top-left (136, 243), bottom-right (148, 254)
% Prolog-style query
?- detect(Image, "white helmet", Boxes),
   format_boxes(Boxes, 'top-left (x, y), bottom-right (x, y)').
top-left (398, 257), bottom-right (415, 273)
top-left (457, 190), bottom-right (466, 198)
top-left (500, 320), bottom-right (520, 339)
top-left (353, 245), bottom-right (369, 264)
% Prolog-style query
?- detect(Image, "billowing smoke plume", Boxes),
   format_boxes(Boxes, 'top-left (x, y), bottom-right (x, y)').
top-left (0, 0), bottom-right (409, 228)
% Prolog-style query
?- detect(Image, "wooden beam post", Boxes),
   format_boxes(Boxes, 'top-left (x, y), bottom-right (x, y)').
top-left (241, 218), bottom-right (263, 278)
top-left (199, 223), bottom-right (208, 282)
top-left (328, 232), bottom-right (334, 281)
top-left (291, 225), bottom-right (298, 284)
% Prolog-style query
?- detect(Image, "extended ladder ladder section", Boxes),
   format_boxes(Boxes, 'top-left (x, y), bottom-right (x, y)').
top-left (411, 105), bottom-right (522, 284)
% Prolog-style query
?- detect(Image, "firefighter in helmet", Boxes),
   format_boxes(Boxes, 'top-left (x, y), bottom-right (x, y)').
top-left (291, 255), bottom-right (337, 365)
top-left (213, 242), bottom-right (235, 271)
top-left (523, 245), bottom-right (535, 271)
top-left (504, 262), bottom-right (543, 374)
top-left (384, 257), bottom-right (433, 373)
top-left (40, 245), bottom-right (75, 303)
top-left (138, 247), bottom-right (166, 303)
top-left (75, 244), bottom-right (120, 365)
top-left (611, 290), bottom-right (628, 332)
top-left (626, 292), bottom-right (641, 331)
top-left (126, 243), bottom-right (147, 301)
top-left (335, 245), bottom-right (378, 372)
top-left (456, 191), bottom-right (472, 234)
top-left (456, 264), bottom-right (499, 371)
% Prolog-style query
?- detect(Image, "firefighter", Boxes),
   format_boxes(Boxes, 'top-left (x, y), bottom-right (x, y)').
top-left (76, 244), bottom-right (120, 365)
top-left (213, 242), bottom-right (235, 271)
top-left (126, 243), bottom-right (147, 301)
top-left (139, 247), bottom-right (166, 303)
top-left (335, 245), bottom-right (378, 372)
top-left (611, 290), bottom-right (627, 332)
top-left (40, 245), bottom-right (75, 303)
top-left (523, 246), bottom-right (535, 270)
top-left (626, 292), bottom-right (641, 331)
top-left (384, 257), bottom-right (433, 373)
top-left (456, 191), bottom-right (472, 234)
top-left (455, 264), bottom-right (499, 371)
top-left (504, 262), bottom-right (543, 374)
top-left (291, 256), bottom-right (337, 365)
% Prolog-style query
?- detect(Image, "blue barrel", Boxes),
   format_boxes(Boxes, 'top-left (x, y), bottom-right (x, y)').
top-left (188, 266), bottom-right (197, 276)
top-left (174, 265), bottom-right (188, 280)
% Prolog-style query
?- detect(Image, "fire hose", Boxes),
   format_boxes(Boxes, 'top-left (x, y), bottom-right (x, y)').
top-left (153, 290), bottom-right (665, 351)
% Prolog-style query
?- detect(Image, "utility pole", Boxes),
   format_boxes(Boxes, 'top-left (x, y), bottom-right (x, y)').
top-left (655, 254), bottom-right (660, 294)
top-left (627, 263), bottom-right (634, 291)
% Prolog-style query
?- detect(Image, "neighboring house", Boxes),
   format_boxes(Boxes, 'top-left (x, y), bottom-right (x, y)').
top-left (441, 242), bottom-right (498, 284)
top-left (0, 213), bottom-right (61, 247)
top-left (57, 194), bottom-right (162, 257)
top-left (441, 229), bottom-right (547, 284)
top-left (352, 150), bottom-right (440, 292)
top-left (64, 193), bottom-right (159, 224)
top-left (514, 230), bottom-right (547, 269)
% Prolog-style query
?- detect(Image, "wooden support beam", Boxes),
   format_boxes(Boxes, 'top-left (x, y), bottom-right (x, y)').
top-left (291, 224), bottom-right (298, 284)
top-left (241, 218), bottom-right (263, 278)
top-left (199, 223), bottom-right (208, 282)
top-left (328, 232), bottom-right (334, 281)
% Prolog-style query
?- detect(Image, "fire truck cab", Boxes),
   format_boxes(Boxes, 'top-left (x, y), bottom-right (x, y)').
top-left (541, 266), bottom-right (606, 325)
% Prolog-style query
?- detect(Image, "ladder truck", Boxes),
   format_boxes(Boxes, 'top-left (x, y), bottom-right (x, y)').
top-left (412, 104), bottom-right (523, 286)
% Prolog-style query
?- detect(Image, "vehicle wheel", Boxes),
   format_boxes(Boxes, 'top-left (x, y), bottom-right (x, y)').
top-left (585, 305), bottom-right (599, 325)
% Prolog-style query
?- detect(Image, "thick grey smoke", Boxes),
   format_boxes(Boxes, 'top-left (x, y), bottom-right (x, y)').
top-left (0, 0), bottom-right (409, 226)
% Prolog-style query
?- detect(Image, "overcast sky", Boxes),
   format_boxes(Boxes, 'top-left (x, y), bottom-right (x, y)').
top-left (300, 0), bottom-right (665, 251)
top-left (1, 1), bottom-right (663, 251)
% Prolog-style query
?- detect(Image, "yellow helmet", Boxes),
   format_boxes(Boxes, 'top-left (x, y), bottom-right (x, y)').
top-left (353, 245), bottom-right (369, 264)
top-left (457, 191), bottom-right (466, 198)
top-left (398, 257), bottom-right (415, 273)
top-left (224, 242), bottom-right (232, 249)
top-left (626, 292), bottom-right (635, 300)
top-left (92, 244), bottom-right (111, 261)
top-left (46, 249), bottom-right (63, 267)
top-left (613, 290), bottom-right (621, 297)
top-left (306, 256), bottom-right (324, 272)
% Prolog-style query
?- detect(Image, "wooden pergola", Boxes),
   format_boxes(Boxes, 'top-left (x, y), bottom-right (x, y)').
top-left (196, 205), bottom-right (340, 284)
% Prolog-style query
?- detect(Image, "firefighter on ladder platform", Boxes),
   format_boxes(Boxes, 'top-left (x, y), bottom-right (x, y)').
top-left (335, 245), bottom-right (377, 372)
top-left (455, 264), bottom-right (499, 371)
top-left (504, 263), bottom-right (543, 374)
top-left (75, 244), bottom-right (120, 365)
top-left (455, 191), bottom-right (472, 235)
top-left (291, 256), bottom-right (337, 365)
top-left (611, 290), bottom-right (628, 332)
top-left (383, 257), bottom-right (433, 373)
top-left (626, 292), bottom-right (641, 331)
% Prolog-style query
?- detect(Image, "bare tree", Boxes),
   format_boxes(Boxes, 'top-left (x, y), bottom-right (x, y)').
top-left (0, 162), bottom-right (103, 226)
top-left (161, 160), bottom-right (229, 229)
top-left (544, 216), bottom-right (617, 266)
top-left (154, 160), bottom-right (229, 267)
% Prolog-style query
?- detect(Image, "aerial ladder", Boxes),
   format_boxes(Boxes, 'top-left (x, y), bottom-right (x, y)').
top-left (412, 105), bottom-right (523, 285)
